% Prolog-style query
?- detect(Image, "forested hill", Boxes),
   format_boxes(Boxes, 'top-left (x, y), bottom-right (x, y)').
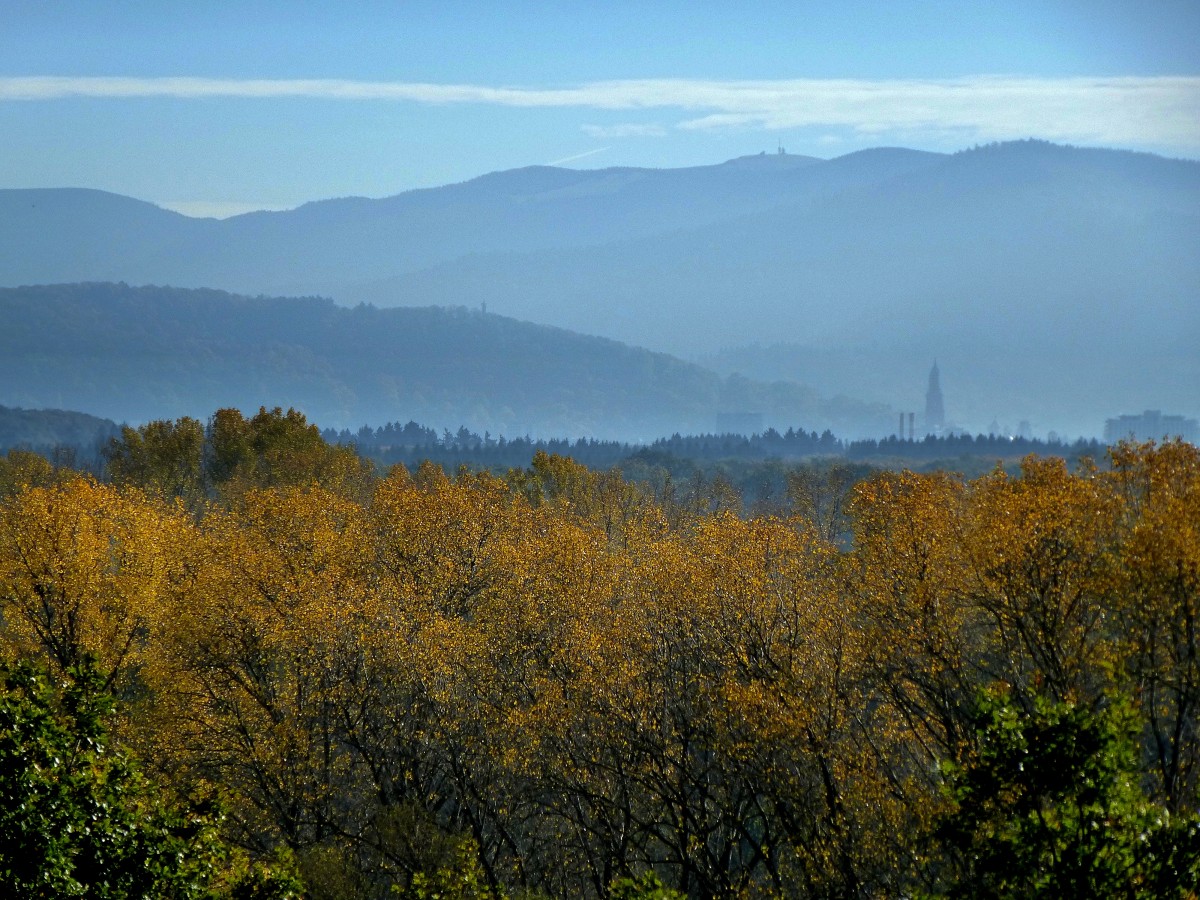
top-left (0, 283), bottom-right (891, 439)
top-left (0, 404), bottom-right (118, 457)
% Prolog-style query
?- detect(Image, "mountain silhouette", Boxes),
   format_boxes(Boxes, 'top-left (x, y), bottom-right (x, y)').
top-left (2, 141), bottom-right (1195, 436)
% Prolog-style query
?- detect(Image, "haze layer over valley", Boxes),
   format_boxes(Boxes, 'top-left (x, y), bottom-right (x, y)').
top-left (2, 140), bottom-right (1196, 437)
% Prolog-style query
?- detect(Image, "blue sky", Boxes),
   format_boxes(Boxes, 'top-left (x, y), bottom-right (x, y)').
top-left (3, 1), bottom-right (1198, 216)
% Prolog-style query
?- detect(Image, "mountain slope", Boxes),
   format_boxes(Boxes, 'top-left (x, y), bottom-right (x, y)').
top-left (0, 150), bottom-right (938, 294)
top-left (0, 283), bottom-right (891, 439)
top-left (0, 189), bottom-right (214, 284)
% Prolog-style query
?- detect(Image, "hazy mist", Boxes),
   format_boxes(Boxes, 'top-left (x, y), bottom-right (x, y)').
top-left (1, 140), bottom-right (1195, 439)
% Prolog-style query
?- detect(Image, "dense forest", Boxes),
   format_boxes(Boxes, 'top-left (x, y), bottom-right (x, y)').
top-left (1, 408), bottom-right (1198, 897)
top-left (327, 418), bottom-right (1104, 471)
top-left (1, 402), bottom-right (1108, 514)
top-left (321, 419), bottom-right (1108, 510)
top-left (0, 282), bottom-right (892, 439)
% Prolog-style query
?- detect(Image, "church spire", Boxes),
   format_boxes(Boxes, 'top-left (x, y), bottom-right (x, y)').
top-left (925, 361), bottom-right (945, 432)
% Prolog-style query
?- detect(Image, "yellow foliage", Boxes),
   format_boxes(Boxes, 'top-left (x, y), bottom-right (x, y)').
top-left (0, 477), bottom-right (186, 690)
top-left (0, 448), bottom-right (61, 498)
top-left (0, 440), bottom-right (1195, 897)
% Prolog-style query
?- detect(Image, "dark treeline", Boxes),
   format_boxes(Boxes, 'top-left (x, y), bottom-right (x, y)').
top-left (847, 430), bottom-right (1105, 461)
top-left (0, 401), bottom-right (1118, 532)
top-left (0, 403), bottom-right (1115, 522)
top-left (322, 422), bottom-right (634, 472)
top-left (324, 419), bottom-right (1105, 471)
top-left (316, 419), bottom-right (1109, 519)
top-left (1, 403), bottom-right (1108, 480)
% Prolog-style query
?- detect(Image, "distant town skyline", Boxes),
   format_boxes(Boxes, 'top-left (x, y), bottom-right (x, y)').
top-left (2, 1), bottom-right (1198, 216)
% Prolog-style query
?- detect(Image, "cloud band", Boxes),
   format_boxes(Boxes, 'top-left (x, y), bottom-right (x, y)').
top-left (3, 75), bottom-right (1198, 150)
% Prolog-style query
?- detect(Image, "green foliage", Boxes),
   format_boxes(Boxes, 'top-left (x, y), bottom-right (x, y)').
top-left (102, 407), bottom-right (374, 503)
top-left (932, 688), bottom-right (1200, 899)
top-left (608, 872), bottom-right (685, 900)
top-left (208, 406), bottom-right (374, 498)
top-left (394, 839), bottom-right (501, 900)
top-left (105, 416), bottom-right (206, 502)
top-left (0, 655), bottom-right (303, 899)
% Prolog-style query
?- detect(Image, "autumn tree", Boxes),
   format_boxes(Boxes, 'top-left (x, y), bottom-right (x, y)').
top-left (5, 424), bottom-right (1197, 899)
top-left (848, 469), bottom-right (978, 766)
top-left (207, 406), bottom-right (374, 499)
top-left (961, 456), bottom-right (1120, 705)
top-left (1107, 440), bottom-right (1200, 811)
top-left (785, 460), bottom-right (863, 544)
top-left (104, 416), bottom-right (206, 505)
top-left (145, 485), bottom-right (376, 858)
top-left (0, 449), bottom-right (62, 499)
top-left (509, 450), bottom-right (652, 547)
top-left (0, 477), bottom-right (187, 696)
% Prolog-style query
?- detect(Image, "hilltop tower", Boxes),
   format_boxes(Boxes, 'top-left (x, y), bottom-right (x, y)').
top-left (925, 362), bottom-right (945, 433)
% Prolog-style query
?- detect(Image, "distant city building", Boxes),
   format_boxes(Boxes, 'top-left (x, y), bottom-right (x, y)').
top-left (1104, 410), bottom-right (1199, 444)
top-left (924, 362), bottom-right (945, 433)
top-left (716, 412), bottom-right (763, 435)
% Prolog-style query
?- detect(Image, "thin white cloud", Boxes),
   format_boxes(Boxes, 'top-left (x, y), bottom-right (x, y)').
top-left (581, 123), bottom-right (668, 139)
top-left (545, 147), bottom-right (610, 166)
top-left (4, 75), bottom-right (1198, 151)
top-left (671, 77), bottom-right (1200, 150)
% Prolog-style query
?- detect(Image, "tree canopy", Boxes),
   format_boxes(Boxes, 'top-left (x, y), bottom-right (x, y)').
top-left (1, 430), bottom-right (1198, 897)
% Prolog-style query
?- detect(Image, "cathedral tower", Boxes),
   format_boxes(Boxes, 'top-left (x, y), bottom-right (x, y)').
top-left (925, 362), bottom-right (945, 432)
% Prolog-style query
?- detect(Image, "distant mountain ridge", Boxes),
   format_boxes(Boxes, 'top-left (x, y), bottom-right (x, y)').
top-left (2, 141), bottom-right (1195, 436)
top-left (360, 141), bottom-right (1199, 345)
top-left (0, 148), bottom-right (938, 295)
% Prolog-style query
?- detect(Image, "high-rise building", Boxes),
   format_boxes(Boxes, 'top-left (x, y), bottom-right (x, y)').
top-left (1104, 410), bottom-right (1198, 444)
top-left (925, 362), bottom-right (945, 433)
